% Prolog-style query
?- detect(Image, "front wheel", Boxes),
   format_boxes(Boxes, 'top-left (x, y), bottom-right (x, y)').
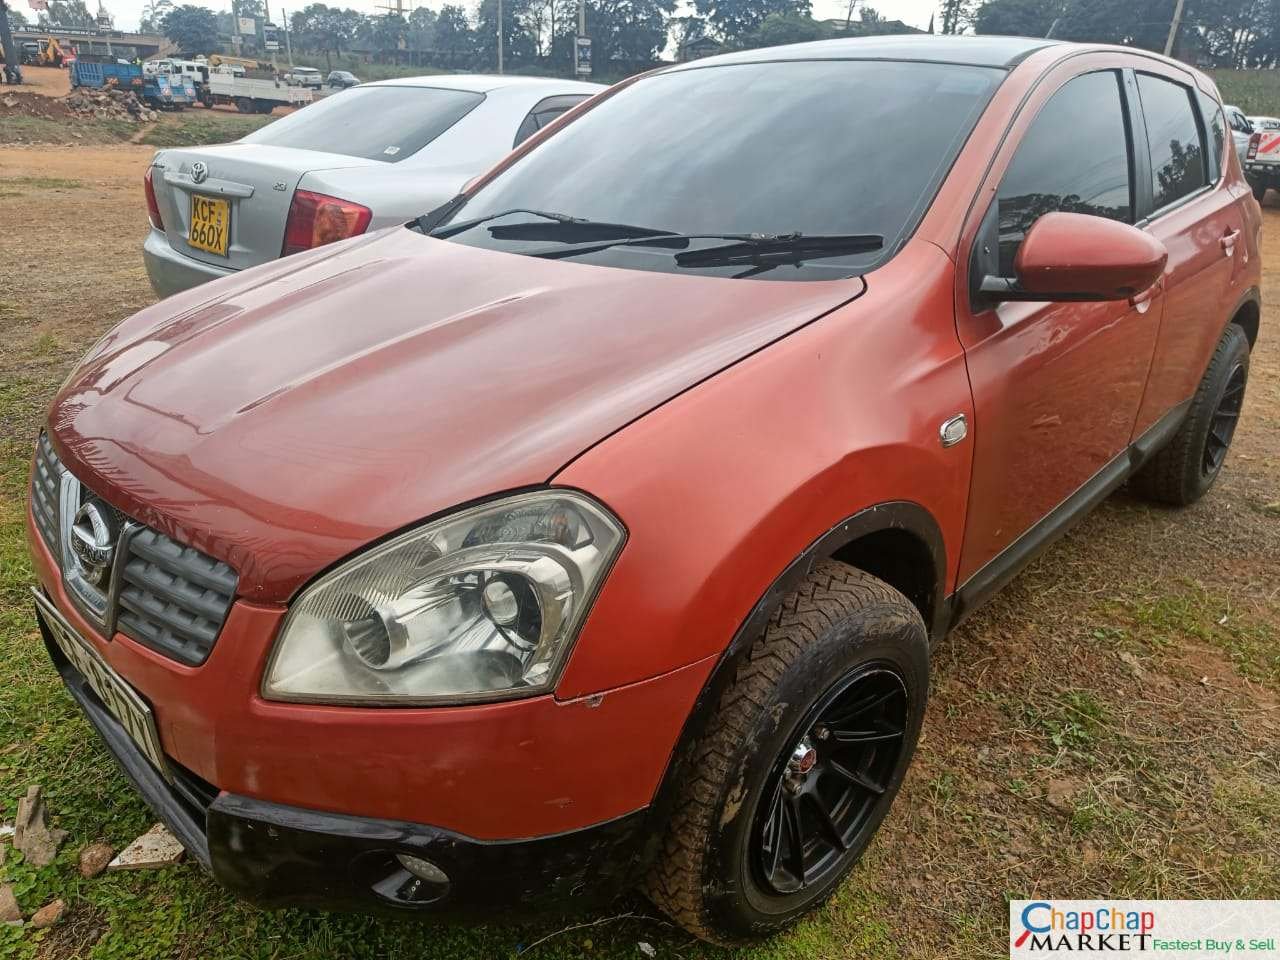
top-left (1253, 179), bottom-right (1268, 204)
top-left (644, 561), bottom-right (929, 944)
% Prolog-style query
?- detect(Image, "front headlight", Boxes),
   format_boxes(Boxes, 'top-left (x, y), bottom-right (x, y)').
top-left (262, 490), bottom-right (625, 705)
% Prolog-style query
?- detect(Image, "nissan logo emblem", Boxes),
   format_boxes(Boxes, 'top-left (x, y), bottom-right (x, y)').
top-left (191, 161), bottom-right (208, 184)
top-left (70, 501), bottom-right (117, 586)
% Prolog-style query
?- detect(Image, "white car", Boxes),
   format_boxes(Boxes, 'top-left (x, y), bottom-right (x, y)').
top-left (286, 66), bottom-right (323, 89)
top-left (142, 74), bottom-right (603, 298)
top-left (1248, 114), bottom-right (1280, 130)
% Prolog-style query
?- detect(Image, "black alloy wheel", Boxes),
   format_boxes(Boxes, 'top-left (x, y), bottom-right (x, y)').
top-left (753, 666), bottom-right (908, 896)
top-left (1203, 362), bottom-right (1246, 476)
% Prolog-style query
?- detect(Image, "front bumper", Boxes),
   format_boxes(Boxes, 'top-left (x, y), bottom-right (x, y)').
top-left (143, 227), bottom-right (233, 298)
top-left (37, 604), bottom-right (649, 915)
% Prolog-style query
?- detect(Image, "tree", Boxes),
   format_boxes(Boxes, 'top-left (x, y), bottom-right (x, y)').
top-left (972, 0), bottom-right (1061, 37)
top-left (938, 0), bottom-right (971, 34)
top-left (290, 3), bottom-right (364, 68)
top-left (475, 0), bottom-right (536, 69)
top-left (368, 11), bottom-right (407, 60)
top-left (161, 4), bottom-right (219, 54)
top-left (433, 3), bottom-right (473, 67)
top-left (139, 0), bottom-right (173, 33)
top-left (585, 0), bottom-right (677, 64)
top-left (406, 5), bottom-right (437, 59)
top-left (693, 0), bottom-right (811, 45)
top-left (40, 0), bottom-right (96, 29)
top-left (748, 10), bottom-right (830, 45)
top-left (7, 6), bottom-right (29, 30)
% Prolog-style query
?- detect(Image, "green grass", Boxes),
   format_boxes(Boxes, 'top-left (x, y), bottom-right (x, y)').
top-left (138, 113), bottom-right (276, 148)
top-left (287, 54), bottom-right (450, 82)
top-left (0, 115), bottom-right (136, 146)
top-left (1211, 69), bottom-right (1280, 115)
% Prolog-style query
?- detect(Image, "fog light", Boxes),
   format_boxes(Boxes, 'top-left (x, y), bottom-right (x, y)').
top-left (396, 853), bottom-right (449, 885)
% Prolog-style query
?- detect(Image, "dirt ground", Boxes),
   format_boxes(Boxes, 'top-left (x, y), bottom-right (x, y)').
top-left (0, 142), bottom-right (1276, 959)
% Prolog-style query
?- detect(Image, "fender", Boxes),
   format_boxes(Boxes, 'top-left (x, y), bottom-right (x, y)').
top-left (638, 501), bottom-right (949, 873)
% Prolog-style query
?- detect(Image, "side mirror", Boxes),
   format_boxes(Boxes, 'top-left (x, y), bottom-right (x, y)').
top-left (980, 211), bottom-right (1167, 303)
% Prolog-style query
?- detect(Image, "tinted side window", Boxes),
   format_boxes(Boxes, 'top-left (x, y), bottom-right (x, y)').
top-left (1198, 91), bottom-right (1225, 182)
top-left (1138, 73), bottom-right (1207, 210)
top-left (996, 71), bottom-right (1132, 276)
top-left (513, 95), bottom-right (591, 147)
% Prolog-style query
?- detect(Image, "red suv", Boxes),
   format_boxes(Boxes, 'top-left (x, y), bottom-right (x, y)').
top-left (27, 36), bottom-right (1259, 943)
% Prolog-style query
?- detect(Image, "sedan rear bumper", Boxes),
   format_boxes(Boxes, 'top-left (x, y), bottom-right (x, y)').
top-left (143, 227), bottom-right (233, 298)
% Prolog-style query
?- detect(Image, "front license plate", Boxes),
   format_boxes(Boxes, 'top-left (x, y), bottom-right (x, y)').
top-left (189, 193), bottom-right (230, 257)
top-left (32, 589), bottom-right (171, 782)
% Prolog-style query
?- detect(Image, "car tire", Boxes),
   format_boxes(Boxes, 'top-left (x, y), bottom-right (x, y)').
top-left (1131, 323), bottom-right (1250, 506)
top-left (644, 560), bottom-right (928, 944)
top-left (1253, 180), bottom-right (1268, 203)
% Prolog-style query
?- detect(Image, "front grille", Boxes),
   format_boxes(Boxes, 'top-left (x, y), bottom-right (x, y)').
top-left (30, 431), bottom-right (238, 666)
top-left (117, 529), bottom-right (238, 666)
top-left (30, 433), bottom-right (62, 555)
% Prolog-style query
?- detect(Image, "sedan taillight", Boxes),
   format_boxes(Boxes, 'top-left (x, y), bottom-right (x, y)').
top-left (1247, 132), bottom-right (1261, 161)
top-left (282, 190), bottom-right (372, 256)
top-left (143, 165), bottom-right (164, 230)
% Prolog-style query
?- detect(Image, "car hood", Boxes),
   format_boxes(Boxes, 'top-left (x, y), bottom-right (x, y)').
top-left (49, 226), bottom-right (865, 602)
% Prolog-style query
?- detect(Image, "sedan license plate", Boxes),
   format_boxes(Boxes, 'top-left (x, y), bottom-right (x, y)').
top-left (32, 589), bottom-right (171, 782)
top-left (189, 194), bottom-right (230, 257)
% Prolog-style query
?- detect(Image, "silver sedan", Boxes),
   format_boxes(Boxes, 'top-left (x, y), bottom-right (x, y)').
top-left (142, 74), bottom-right (604, 298)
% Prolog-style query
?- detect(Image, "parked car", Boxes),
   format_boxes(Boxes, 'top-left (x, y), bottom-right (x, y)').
top-left (141, 74), bottom-right (603, 297)
top-left (1224, 103), bottom-right (1254, 161)
top-left (285, 65), bottom-right (322, 89)
top-left (327, 69), bottom-right (359, 88)
top-left (30, 36), bottom-right (1260, 944)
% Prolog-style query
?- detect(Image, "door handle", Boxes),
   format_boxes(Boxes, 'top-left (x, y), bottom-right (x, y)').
top-left (1221, 228), bottom-right (1241, 254)
top-left (1129, 279), bottom-right (1161, 312)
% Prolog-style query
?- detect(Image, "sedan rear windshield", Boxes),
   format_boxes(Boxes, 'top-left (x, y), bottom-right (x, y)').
top-left (434, 59), bottom-right (1001, 280)
top-left (241, 85), bottom-right (484, 163)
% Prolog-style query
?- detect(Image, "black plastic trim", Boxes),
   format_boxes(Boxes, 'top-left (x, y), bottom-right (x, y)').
top-left (207, 794), bottom-right (648, 916)
top-left (36, 605), bottom-right (212, 869)
top-left (950, 397), bottom-right (1193, 626)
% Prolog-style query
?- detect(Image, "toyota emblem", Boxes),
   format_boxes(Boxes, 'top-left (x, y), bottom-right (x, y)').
top-left (191, 161), bottom-right (208, 184)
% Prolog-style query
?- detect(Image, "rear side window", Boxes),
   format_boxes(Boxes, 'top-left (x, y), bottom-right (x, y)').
top-left (996, 71), bottom-right (1132, 275)
top-left (1198, 91), bottom-right (1225, 182)
top-left (241, 86), bottom-right (485, 163)
top-left (513, 95), bottom-right (591, 147)
top-left (1137, 73), bottom-right (1207, 210)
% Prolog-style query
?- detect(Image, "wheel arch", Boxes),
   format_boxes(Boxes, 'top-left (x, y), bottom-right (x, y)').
top-left (638, 501), bottom-right (947, 871)
top-left (1230, 288), bottom-right (1260, 348)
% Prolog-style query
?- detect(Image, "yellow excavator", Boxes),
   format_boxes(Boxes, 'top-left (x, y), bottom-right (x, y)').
top-left (34, 36), bottom-right (69, 67)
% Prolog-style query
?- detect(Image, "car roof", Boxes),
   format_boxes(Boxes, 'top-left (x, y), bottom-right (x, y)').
top-left (668, 34), bottom-right (1064, 72)
top-left (369, 73), bottom-right (604, 94)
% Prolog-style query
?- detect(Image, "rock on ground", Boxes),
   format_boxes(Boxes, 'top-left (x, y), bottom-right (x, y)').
top-left (78, 841), bottom-right (114, 878)
top-left (0, 884), bottom-right (20, 925)
top-left (107, 823), bottom-right (184, 871)
top-left (30, 899), bottom-right (64, 929)
top-left (13, 785), bottom-right (67, 868)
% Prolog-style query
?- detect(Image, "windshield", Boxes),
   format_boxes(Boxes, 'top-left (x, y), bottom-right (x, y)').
top-left (241, 85), bottom-right (484, 163)
top-left (435, 59), bottom-right (1001, 280)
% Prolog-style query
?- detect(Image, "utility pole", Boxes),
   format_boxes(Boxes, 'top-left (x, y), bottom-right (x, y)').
top-left (264, 0), bottom-right (277, 72)
top-left (577, 0), bottom-right (584, 36)
top-left (496, 0), bottom-right (503, 73)
top-left (282, 6), bottom-right (292, 65)
top-left (0, 0), bottom-right (23, 84)
top-left (1164, 0), bottom-right (1185, 56)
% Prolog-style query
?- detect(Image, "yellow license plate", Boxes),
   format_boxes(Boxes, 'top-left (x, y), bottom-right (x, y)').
top-left (189, 194), bottom-right (230, 257)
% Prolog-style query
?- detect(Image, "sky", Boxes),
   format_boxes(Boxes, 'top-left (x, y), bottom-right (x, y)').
top-left (88, 0), bottom-right (942, 42)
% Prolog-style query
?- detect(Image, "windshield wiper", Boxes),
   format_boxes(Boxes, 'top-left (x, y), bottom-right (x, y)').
top-left (427, 208), bottom-right (677, 242)
top-left (672, 233), bottom-right (884, 268)
top-left (518, 231), bottom-right (885, 268)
